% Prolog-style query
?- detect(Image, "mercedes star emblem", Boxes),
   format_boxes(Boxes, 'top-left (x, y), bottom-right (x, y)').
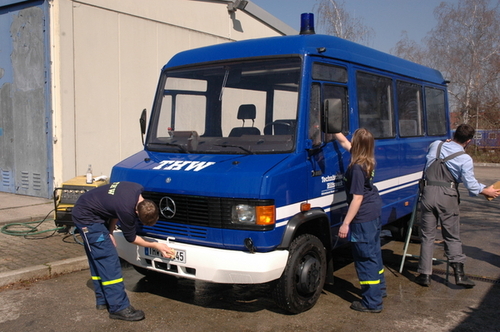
top-left (159, 196), bottom-right (176, 219)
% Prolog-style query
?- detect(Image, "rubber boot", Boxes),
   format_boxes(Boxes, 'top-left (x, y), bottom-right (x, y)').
top-left (450, 263), bottom-right (475, 288)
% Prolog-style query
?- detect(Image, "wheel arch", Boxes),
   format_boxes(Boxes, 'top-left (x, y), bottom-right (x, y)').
top-left (277, 208), bottom-right (332, 252)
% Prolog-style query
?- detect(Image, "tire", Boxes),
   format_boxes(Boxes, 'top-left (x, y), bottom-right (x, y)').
top-left (272, 234), bottom-right (327, 314)
top-left (388, 212), bottom-right (421, 243)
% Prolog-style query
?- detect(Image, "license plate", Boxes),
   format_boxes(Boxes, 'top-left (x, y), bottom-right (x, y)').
top-left (145, 247), bottom-right (186, 263)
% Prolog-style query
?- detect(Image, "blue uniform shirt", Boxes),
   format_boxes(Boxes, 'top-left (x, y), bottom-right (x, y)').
top-left (72, 181), bottom-right (144, 242)
top-left (344, 164), bottom-right (382, 224)
top-left (425, 140), bottom-right (485, 196)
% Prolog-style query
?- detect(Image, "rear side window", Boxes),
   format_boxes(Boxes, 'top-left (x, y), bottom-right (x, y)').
top-left (397, 81), bottom-right (424, 137)
top-left (425, 87), bottom-right (447, 136)
top-left (356, 72), bottom-right (394, 138)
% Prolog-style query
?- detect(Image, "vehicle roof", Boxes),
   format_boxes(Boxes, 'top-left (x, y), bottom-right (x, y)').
top-left (164, 34), bottom-right (445, 85)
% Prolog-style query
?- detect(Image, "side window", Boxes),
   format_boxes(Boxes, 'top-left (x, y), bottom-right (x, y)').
top-left (309, 83), bottom-right (321, 146)
top-left (425, 87), bottom-right (447, 136)
top-left (312, 63), bottom-right (348, 83)
top-left (397, 81), bottom-right (424, 137)
top-left (310, 63), bottom-right (349, 145)
top-left (356, 72), bottom-right (394, 138)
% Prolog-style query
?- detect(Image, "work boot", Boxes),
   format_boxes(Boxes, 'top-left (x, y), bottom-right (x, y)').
top-left (415, 273), bottom-right (431, 287)
top-left (109, 306), bottom-right (145, 321)
top-left (349, 301), bottom-right (382, 313)
top-left (450, 263), bottom-right (475, 288)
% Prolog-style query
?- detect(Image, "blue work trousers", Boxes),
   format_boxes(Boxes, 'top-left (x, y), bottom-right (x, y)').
top-left (350, 218), bottom-right (385, 310)
top-left (76, 222), bottom-right (130, 313)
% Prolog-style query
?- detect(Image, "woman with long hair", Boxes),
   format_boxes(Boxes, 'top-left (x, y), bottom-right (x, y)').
top-left (337, 128), bottom-right (385, 313)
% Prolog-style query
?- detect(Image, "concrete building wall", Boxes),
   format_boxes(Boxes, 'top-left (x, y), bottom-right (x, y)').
top-left (0, 0), bottom-right (294, 197)
top-left (45, 0), bottom-right (292, 194)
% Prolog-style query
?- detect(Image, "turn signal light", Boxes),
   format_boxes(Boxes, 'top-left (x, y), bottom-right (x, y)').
top-left (256, 205), bottom-right (275, 225)
top-left (300, 202), bottom-right (311, 212)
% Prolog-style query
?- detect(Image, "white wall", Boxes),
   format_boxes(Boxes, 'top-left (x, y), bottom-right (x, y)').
top-left (50, 0), bottom-right (287, 186)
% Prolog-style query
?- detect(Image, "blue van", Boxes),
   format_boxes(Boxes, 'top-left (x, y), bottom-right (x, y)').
top-left (110, 16), bottom-right (449, 313)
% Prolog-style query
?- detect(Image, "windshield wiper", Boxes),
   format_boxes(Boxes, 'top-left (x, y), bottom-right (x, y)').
top-left (163, 143), bottom-right (189, 153)
top-left (215, 144), bottom-right (254, 155)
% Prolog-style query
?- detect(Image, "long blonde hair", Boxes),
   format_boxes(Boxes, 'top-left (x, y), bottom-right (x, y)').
top-left (348, 128), bottom-right (376, 178)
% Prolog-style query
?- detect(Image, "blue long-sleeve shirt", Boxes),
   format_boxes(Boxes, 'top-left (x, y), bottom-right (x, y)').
top-left (72, 181), bottom-right (143, 242)
top-left (425, 140), bottom-right (485, 196)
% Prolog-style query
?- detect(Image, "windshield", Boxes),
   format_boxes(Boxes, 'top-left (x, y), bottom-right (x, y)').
top-left (147, 58), bottom-right (301, 154)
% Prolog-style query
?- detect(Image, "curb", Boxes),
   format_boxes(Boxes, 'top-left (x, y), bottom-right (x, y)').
top-left (474, 163), bottom-right (500, 167)
top-left (0, 256), bottom-right (89, 288)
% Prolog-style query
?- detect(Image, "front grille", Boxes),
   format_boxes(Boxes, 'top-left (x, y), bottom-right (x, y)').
top-left (140, 192), bottom-right (275, 238)
top-left (146, 222), bottom-right (208, 238)
top-left (142, 192), bottom-right (227, 227)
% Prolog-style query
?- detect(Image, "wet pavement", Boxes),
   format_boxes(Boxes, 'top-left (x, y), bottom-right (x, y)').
top-left (0, 165), bottom-right (499, 331)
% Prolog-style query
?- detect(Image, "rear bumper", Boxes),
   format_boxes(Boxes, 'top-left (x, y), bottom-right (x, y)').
top-left (114, 230), bottom-right (288, 284)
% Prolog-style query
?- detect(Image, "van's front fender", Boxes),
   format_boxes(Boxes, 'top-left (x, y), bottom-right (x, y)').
top-left (277, 208), bottom-right (332, 250)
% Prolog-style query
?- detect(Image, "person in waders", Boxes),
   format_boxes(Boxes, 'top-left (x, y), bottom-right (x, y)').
top-left (415, 124), bottom-right (500, 288)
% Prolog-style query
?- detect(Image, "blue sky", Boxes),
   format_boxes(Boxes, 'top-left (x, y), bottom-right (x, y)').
top-left (250, 0), bottom-right (444, 54)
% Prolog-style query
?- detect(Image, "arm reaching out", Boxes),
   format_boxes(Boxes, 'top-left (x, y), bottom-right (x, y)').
top-left (334, 132), bottom-right (351, 151)
top-left (481, 183), bottom-right (500, 200)
top-left (132, 236), bottom-right (176, 259)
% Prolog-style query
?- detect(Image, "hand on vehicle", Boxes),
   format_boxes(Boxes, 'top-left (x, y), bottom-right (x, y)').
top-left (155, 243), bottom-right (176, 259)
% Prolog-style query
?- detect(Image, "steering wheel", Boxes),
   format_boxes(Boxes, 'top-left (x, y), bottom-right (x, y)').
top-left (263, 121), bottom-right (292, 135)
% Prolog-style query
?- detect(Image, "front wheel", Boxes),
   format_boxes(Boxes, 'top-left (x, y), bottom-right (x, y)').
top-left (272, 234), bottom-right (327, 314)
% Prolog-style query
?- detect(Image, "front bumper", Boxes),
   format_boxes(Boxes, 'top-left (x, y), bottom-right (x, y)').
top-left (114, 230), bottom-right (288, 284)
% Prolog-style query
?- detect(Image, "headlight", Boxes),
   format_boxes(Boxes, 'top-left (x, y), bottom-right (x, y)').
top-left (231, 204), bottom-right (275, 226)
top-left (232, 204), bottom-right (255, 224)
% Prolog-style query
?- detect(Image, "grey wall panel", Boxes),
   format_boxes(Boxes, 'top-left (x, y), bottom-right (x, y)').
top-left (0, 3), bottom-right (51, 197)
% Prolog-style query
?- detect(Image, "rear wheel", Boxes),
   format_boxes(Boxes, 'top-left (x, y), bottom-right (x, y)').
top-left (272, 234), bottom-right (327, 314)
top-left (387, 212), bottom-right (421, 243)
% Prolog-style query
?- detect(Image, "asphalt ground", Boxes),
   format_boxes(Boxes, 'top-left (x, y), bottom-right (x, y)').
top-left (0, 164), bottom-right (498, 290)
top-left (0, 164), bottom-right (499, 331)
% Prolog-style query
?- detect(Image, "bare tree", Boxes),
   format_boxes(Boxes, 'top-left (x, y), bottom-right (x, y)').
top-left (392, 31), bottom-right (429, 66)
top-left (314, 0), bottom-right (374, 45)
top-left (394, 0), bottom-right (500, 130)
top-left (429, 0), bottom-right (500, 128)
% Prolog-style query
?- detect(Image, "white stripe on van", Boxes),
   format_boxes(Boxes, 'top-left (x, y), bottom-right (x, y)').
top-left (275, 171), bottom-right (423, 227)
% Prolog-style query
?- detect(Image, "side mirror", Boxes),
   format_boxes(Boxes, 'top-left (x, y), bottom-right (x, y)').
top-left (322, 98), bottom-right (343, 134)
top-left (140, 109), bottom-right (147, 145)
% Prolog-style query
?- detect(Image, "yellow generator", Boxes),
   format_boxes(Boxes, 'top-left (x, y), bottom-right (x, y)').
top-left (53, 176), bottom-right (109, 228)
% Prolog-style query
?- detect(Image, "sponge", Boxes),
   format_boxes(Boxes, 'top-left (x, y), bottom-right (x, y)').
top-left (486, 181), bottom-right (500, 201)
